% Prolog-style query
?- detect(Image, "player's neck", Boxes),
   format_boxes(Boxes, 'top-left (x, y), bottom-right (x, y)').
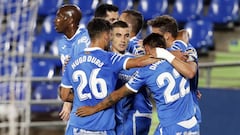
top-left (65, 26), bottom-right (78, 39)
top-left (90, 40), bottom-right (106, 50)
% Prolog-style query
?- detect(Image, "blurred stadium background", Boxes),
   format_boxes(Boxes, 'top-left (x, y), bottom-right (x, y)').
top-left (0, 0), bottom-right (240, 135)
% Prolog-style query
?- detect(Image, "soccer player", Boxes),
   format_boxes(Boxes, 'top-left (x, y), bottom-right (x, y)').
top-left (110, 20), bottom-right (152, 135)
top-left (147, 15), bottom-right (202, 123)
top-left (119, 9), bottom-right (145, 55)
top-left (94, 3), bottom-right (119, 24)
top-left (54, 4), bottom-right (90, 121)
top-left (58, 18), bottom-right (158, 135)
top-left (76, 33), bottom-right (200, 135)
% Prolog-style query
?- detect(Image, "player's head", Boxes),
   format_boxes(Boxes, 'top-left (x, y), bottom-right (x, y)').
top-left (94, 3), bottom-right (119, 24)
top-left (87, 18), bottom-right (112, 50)
top-left (55, 4), bottom-right (82, 33)
top-left (143, 33), bottom-right (166, 55)
top-left (119, 9), bottom-right (143, 37)
top-left (111, 20), bottom-right (130, 54)
top-left (148, 15), bottom-right (178, 47)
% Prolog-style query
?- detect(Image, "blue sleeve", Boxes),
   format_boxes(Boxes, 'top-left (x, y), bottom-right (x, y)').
top-left (60, 66), bottom-right (72, 88)
top-left (126, 69), bottom-right (145, 93)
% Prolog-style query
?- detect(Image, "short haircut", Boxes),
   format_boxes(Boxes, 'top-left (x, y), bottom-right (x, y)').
top-left (121, 9), bottom-right (143, 35)
top-left (143, 33), bottom-right (166, 49)
top-left (87, 18), bottom-right (112, 40)
top-left (147, 15), bottom-right (178, 38)
top-left (94, 3), bottom-right (119, 18)
top-left (111, 20), bottom-right (129, 29)
top-left (60, 4), bottom-right (82, 25)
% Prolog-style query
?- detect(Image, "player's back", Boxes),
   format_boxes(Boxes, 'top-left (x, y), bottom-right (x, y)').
top-left (62, 47), bottom-right (129, 130)
top-left (137, 60), bottom-right (195, 127)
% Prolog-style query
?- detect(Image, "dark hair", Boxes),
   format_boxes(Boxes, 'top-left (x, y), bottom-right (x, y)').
top-left (121, 9), bottom-right (143, 35)
top-left (147, 15), bottom-right (178, 38)
top-left (111, 20), bottom-right (128, 28)
top-left (94, 3), bottom-right (119, 18)
top-left (143, 33), bottom-right (166, 49)
top-left (60, 4), bottom-right (82, 25)
top-left (87, 18), bottom-right (112, 40)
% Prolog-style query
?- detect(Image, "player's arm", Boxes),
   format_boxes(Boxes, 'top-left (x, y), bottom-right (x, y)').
top-left (75, 85), bottom-right (134, 116)
top-left (58, 86), bottom-right (74, 103)
top-left (155, 48), bottom-right (197, 79)
top-left (125, 54), bottom-right (158, 69)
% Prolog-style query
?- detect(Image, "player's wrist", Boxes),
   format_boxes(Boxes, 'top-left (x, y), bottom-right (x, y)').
top-left (156, 48), bottom-right (175, 63)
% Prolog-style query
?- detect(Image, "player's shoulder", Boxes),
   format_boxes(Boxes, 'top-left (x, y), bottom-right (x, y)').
top-left (171, 40), bottom-right (188, 50)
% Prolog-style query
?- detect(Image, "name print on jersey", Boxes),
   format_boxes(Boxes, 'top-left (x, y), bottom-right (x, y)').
top-left (71, 56), bottom-right (104, 69)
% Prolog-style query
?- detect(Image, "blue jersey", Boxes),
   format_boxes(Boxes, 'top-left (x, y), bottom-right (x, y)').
top-left (127, 36), bottom-right (145, 55)
top-left (57, 28), bottom-right (90, 65)
top-left (169, 40), bottom-right (201, 122)
top-left (115, 53), bottom-right (152, 134)
top-left (126, 60), bottom-right (195, 127)
top-left (61, 47), bottom-right (130, 130)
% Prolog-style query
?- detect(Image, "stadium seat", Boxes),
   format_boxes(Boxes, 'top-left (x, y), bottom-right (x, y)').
top-left (31, 58), bottom-right (56, 88)
top-left (31, 59), bottom-right (55, 78)
top-left (137, 0), bottom-right (168, 21)
top-left (0, 62), bottom-right (18, 77)
top-left (2, 0), bottom-right (17, 14)
top-left (79, 15), bottom-right (94, 28)
top-left (32, 36), bottom-right (46, 54)
top-left (102, 0), bottom-right (134, 13)
top-left (37, 0), bottom-right (63, 16)
top-left (31, 82), bottom-right (61, 113)
top-left (171, 0), bottom-right (203, 28)
top-left (69, 0), bottom-right (99, 15)
top-left (205, 0), bottom-right (239, 29)
top-left (37, 15), bottom-right (61, 42)
top-left (48, 39), bottom-right (62, 67)
top-left (0, 82), bottom-right (26, 101)
top-left (184, 20), bottom-right (214, 54)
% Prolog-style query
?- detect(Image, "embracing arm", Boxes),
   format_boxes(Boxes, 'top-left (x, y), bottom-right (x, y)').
top-left (155, 48), bottom-right (197, 79)
top-left (75, 85), bottom-right (134, 116)
top-left (125, 55), bottom-right (158, 69)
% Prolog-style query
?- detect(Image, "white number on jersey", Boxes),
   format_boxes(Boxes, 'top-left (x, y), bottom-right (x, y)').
top-left (72, 68), bottom-right (107, 101)
top-left (156, 69), bottom-right (190, 103)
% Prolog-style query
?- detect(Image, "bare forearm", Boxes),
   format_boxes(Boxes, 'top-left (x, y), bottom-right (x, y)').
top-left (59, 86), bottom-right (74, 102)
top-left (94, 86), bottom-right (133, 113)
top-left (171, 58), bottom-right (196, 79)
top-left (126, 55), bottom-right (157, 69)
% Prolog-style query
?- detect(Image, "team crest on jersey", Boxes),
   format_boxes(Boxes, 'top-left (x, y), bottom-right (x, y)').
top-left (78, 36), bottom-right (90, 44)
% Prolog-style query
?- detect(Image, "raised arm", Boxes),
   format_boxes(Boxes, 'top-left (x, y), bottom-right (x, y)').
top-left (155, 48), bottom-right (197, 79)
top-left (75, 85), bottom-right (135, 116)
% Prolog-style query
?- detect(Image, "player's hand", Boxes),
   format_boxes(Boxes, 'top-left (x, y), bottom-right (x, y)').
top-left (75, 106), bottom-right (96, 117)
top-left (196, 90), bottom-right (202, 100)
top-left (59, 102), bottom-right (72, 121)
top-left (170, 50), bottom-right (188, 62)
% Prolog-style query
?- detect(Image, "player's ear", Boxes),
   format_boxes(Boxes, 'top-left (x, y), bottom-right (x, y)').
top-left (163, 32), bottom-right (170, 41)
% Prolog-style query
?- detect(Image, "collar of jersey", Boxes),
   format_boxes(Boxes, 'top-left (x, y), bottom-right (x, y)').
top-left (65, 27), bottom-right (82, 41)
top-left (84, 47), bottom-right (103, 51)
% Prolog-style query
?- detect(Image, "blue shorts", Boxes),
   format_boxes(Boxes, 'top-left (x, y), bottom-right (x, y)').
top-left (65, 124), bottom-right (116, 135)
top-left (154, 116), bottom-right (200, 135)
top-left (116, 110), bottom-right (152, 135)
